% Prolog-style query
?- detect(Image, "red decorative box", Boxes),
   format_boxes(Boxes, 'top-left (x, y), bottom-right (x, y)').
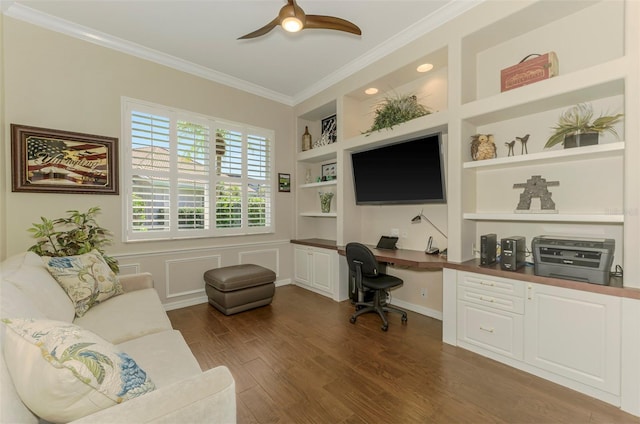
top-left (500, 52), bottom-right (559, 92)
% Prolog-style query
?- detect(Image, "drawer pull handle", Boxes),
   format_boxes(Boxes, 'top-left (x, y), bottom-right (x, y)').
top-left (479, 296), bottom-right (495, 303)
top-left (480, 326), bottom-right (494, 333)
top-left (480, 281), bottom-right (495, 287)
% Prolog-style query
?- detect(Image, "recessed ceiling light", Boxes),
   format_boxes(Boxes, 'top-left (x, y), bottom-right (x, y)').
top-left (365, 87), bottom-right (379, 95)
top-left (417, 63), bottom-right (434, 73)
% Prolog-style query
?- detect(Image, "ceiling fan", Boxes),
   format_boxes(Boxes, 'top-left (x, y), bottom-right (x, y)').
top-left (238, 0), bottom-right (362, 40)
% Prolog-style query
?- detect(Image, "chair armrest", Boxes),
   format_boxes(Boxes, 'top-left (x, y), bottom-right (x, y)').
top-left (118, 272), bottom-right (154, 292)
top-left (70, 366), bottom-right (236, 423)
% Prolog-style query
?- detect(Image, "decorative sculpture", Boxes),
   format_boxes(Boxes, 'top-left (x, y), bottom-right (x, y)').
top-left (513, 175), bottom-right (559, 212)
top-left (470, 134), bottom-right (497, 160)
top-left (505, 140), bottom-right (516, 157)
top-left (517, 134), bottom-right (530, 154)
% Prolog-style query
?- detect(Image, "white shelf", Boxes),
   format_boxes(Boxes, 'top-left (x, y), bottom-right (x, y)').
top-left (300, 212), bottom-right (337, 218)
top-left (460, 58), bottom-right (627, 126)
top-left (463, 213), bottom-right (624, 224)
top-left (342, 110), bottom-right (449, 153)
top-left (297, 143), bottom-right (338, 163)
top-left (299, 180), bottom-right (337, 189)
top-left (463, 142), bottom-right (625, 170)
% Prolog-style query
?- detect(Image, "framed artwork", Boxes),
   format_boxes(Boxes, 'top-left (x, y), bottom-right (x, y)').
top-left (321, 114), bottom-right (337, 144)
top-left (278, 173), bottom-right (291, 192)
top-left (321, 162), bottom-right (337, 180)
top-left (11, 124), bottom-right (119, 194)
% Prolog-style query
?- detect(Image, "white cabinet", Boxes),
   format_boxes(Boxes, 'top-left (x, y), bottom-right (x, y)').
top-left (293, 245), bottom-right (338, 299)
top-left (455, 271), bottom-right (622, 405)
top-left (457, 272), bottom-right (525, 360)
top-left (524, 283), bottom-right (621, 396)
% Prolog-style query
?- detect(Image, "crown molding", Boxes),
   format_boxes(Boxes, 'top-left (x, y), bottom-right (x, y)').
top-left (292, 0), bottom-right (483, 104)
top-left (2, 3), bottom-right (295, 106)
top-left (3, 1), bottom-right (481, 107)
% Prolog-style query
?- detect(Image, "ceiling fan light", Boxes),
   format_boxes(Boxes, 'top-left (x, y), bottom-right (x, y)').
top-left (282, 17), bottom-right (303, 32)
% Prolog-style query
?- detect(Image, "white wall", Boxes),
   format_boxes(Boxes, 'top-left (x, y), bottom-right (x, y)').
top-left (1, 17), bottom-right (296, 307)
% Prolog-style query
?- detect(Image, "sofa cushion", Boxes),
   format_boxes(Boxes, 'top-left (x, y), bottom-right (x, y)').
top-left (117, 330), bottom-right (202, 388)
top-left (0, 278), bottom-right (46, 320)
top-left (2, 318), bottom-right (156, 423)
top-left (43, 251), bottom-right (124, 318)
top-left (1, 252), bottom-right (75, 322)
top-left (74, 288), bottom-right (173, 344)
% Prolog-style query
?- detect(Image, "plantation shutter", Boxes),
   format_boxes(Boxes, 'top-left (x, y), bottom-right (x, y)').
top-left (124, 98), bottom-right (274, 241)
top-left (130, 110), bottom-right (172, 234)
top-left (176, 120), bottom-right (210, 230)
top-left (246, 131), bottom-right (271, 228)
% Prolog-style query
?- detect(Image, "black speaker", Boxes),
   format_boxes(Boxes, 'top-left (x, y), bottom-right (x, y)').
top-left (501, 236), bottom-right (526, 271)
top-left (480, 233), bottom-right (497, 265)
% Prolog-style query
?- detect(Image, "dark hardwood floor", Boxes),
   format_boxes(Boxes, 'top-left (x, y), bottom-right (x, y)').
top-left (167, 285), bottom-right (640, 424)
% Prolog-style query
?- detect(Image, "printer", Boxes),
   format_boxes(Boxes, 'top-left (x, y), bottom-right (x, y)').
top-left (531, 236), bottom-right (615, 285)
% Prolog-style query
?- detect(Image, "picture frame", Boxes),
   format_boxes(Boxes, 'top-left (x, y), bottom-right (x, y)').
top-left (11, 124), bottom-right (119, 194)
top-left (321, 162), bottom-right (337, 180)
top-left (321, 114), bottom-right (337, 144)
top-left (278, 173), bottom-right (291, 192)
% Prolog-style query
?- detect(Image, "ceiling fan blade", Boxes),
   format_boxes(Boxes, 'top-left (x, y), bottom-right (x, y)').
top-left (305, 15), bottom-right (361, 35)
top-left (238, 18), bottom-right (280, 40)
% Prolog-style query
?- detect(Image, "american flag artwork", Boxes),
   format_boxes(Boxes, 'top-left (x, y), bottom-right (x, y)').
top-left (25, 136), bottom-right (109, 186)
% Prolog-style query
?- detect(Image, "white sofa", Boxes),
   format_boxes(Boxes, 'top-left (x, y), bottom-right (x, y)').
top-left (0, 252), bottom-right (236, 423)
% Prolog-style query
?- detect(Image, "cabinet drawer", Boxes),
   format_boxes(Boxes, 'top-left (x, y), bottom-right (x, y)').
top-left (457, 301), bottom-right (524, 360)
top-left (458, 272), bottom-right (525, 298)
top-left (458, 286), bottom-right (524, 314)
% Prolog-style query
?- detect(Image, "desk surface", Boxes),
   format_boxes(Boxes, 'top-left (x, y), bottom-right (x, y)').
top-left (290, 239), bottom-right (446, 269)
top-left (291, 238), bottom-right (640, 299)
top-left (337, 245), bottom-right (447, 269)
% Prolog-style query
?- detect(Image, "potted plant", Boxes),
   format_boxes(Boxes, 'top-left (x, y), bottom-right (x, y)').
top-left (545, 103), bottom-right (623, 149)
top-left (363, 93), bottom-right (431, 135)
top-left (27, 206), bottom-right (119, 273)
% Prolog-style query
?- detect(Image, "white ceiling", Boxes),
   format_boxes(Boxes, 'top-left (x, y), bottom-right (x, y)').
top-left (2, 0), bottom-right (479, 105)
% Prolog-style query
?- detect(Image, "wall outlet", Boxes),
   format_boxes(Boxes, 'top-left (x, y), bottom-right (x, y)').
top-left (391, 228), bottom-right (400, 237)
top-left (421, 288), bottom-right (427, 298)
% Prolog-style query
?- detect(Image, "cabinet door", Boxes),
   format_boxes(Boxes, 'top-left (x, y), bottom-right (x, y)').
top-left (524, 283), bottom-right (621, 395)
top-left (293, 247), bottom-right (311, 286)
top-left (457, 301), bottom-right (524, 360)
top-left (311, 249), bottom-right (332, 293)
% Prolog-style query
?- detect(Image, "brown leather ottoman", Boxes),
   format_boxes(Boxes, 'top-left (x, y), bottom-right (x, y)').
top-left (204, 264), bottom-right (276, 315)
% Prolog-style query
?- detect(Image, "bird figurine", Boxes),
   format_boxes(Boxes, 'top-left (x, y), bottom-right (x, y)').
top-left (505, 139), bottom-right (516, 156)
top-left (471, 134), bottom-right (497, 160)
top-left (516, 134), bottom-right (530, 154)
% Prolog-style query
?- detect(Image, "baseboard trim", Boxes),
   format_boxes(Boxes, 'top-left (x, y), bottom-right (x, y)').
top-left (389, 298), bottom-right (443, 321)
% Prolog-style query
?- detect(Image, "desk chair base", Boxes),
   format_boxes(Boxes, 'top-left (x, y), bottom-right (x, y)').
top-left (349, 290), bottom-right (408, 331)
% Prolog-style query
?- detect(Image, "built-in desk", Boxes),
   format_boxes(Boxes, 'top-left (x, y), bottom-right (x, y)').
top-left (290, 238), bottom-right (640, 299)
top-left (336, 244), bottom-right (447, 269)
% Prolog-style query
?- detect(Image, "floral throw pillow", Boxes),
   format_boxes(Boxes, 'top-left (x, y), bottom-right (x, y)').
top-left (1, 318), bottom-right (156, 423)
top-left (43, 250), bottom-right (124, 317)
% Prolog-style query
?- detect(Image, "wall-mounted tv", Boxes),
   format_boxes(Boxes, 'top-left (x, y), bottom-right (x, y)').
top-left (351, 132), bottom-right (446, 205)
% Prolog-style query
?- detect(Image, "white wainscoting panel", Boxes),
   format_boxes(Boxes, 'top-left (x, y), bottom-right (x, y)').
top-left (165, 255), bottom-right (221, 299)
top-left (238, 248), bottom-right (279, 276)
top-left (118, 263), bottom-right (141, 275)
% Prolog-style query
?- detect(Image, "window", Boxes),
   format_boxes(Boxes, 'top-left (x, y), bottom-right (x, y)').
top-left (123, 98), bottom-right (273, 241)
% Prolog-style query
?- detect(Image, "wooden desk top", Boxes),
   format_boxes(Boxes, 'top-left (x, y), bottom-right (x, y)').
top-left (291, 239), bottom-right (640, 300)
top-left (337, 245), bottom-right (447, 269)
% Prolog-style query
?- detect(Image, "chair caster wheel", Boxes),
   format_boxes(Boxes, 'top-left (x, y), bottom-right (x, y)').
top-left (349, 316), bottom-right (356, 324)
top-left (381, 325), bottom-right (388, 331)
top-left (401, 315), bottom-right (408, 323)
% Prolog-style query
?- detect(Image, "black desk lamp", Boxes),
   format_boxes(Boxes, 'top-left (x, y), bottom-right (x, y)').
top-left (410, 209), bottom-right (447, 239)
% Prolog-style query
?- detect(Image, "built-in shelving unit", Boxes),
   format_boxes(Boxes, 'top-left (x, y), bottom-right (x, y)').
top-left (293, 0), bottom-right (637, 284)
top-left (292, 0), bottom-right (639, 413)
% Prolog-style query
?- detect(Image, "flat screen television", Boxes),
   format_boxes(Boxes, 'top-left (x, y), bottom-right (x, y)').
top-left (351, 132), bottom-right (446, 205)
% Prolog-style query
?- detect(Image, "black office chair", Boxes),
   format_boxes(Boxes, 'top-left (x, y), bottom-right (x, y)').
top-left (346, 242), bottom-right (408, 331)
